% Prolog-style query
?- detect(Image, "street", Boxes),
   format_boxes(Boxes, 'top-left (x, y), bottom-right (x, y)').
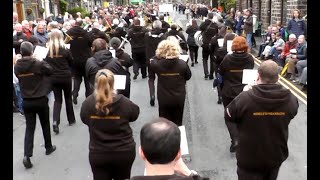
top-left (13, 11), bottom-right (307, 180)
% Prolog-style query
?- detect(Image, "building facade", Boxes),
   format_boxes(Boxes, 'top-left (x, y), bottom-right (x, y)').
top-left (237, 0), bottom-right (307, 30)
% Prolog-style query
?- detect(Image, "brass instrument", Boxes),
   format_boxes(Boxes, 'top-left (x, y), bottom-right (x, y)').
top-left (64, 32), bottom-right (73, 44)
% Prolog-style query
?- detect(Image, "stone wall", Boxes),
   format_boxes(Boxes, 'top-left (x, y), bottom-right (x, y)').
top-left (237, 0), bottom-right (307, 30)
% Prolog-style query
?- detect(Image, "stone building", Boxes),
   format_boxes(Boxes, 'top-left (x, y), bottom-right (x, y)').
top-left (237, 0), bottom-right (307, 31)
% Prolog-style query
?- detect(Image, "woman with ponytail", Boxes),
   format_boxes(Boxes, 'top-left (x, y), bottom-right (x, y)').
top-left (80, 69), bottom-right (140, 180)
top-left (44, 29), bottom-right (75, 134)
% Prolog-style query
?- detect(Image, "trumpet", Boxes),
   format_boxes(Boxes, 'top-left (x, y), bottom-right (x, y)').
top-left (64, 32), bottom-right (73, 44)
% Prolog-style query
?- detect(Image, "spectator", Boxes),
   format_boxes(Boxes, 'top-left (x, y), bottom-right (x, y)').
top-left (62, 21), bottom-right (72, 33)
top-left (80, 69), bottom-right (139, 180)
top-left (21, 20), bottom-right (33, 39)
top-left (243, 9), bottom-right (253, 50)
top-left (256, 26), bottom-right (272, 59)
top-left (296, 58), bottom-right (307, 83)
top-left (278, 34), bottom-right (298, 67)
top-left (285, 35), bottom-right (307, 80)
top-left (287, 9), bottom-right (306, 38)
top-left (149, 40), bottom-right (192, 126)
top-left (260, 32), bottom-right (277, 60)
top-left (276, 21), bottom-right (286, 42)
top-left (234, 11), bottom-right (244, 36)
top-left (130, 118), bottom-right (208, 179)
top-left (219, 36), bottom-right (254, 153)
top-left (299, 67), bottom-right (307, 92)
top-left (225, 60), bottom-right (299, 180)
top-left (34, 22), bottom-right (49, 47)
top-left (13, 12), bottom-right (19, 31)
top-left (269, 32), bottom-right (286, 63)
top-left (13, 23), bottom-right (28, 55)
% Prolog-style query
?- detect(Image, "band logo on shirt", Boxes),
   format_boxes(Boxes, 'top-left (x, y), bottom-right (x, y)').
top-left (90, 115), bottom-right (120, 120)
top-left (253, 112), bottom-right (286, 116)
top-left (18, 73), bottom-right (34, 77)
top-left (160, 73), bottom-right (180, 76)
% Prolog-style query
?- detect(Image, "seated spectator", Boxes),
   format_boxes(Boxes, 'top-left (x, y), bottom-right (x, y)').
top-left (21, 20), bottom-right (33, 39)
top-left (296, 58), bottom-right (307, 82)
top-left (130, 117), bottom-right (208, 179)
top-left (277, 34), bottom-right (298, 67)
top-left (285, 35), bottom-right (307, 80)
top-left (268, 32), bottom-right (285, 62)
top-left (276, 21), bottom-right (286, 41)
top-left (299, 67), bottom-right (307, 92)
top-left (256, 26), bottom-right (272, 58)
top-left (260, 32), bottom-right (276, 60)
top-left (33, 22), bottom-right (49, 46)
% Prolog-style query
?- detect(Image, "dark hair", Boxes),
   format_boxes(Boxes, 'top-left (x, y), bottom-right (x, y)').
top-left (20, 41), bottom-right (34, 56)
top-left (170, 24), bottom-right (177, 30)
top-left (92, 38), bottom-right (107, 52)
top-left (208, 12), bottom-right (214, 19)
top-left (258, 60), bottom-right (279, 83)
top-left (140, 118), bottom-right (181, 164)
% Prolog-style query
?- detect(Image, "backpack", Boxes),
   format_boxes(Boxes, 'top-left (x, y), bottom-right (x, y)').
top-left (203, 22), bottom-right (218, 44)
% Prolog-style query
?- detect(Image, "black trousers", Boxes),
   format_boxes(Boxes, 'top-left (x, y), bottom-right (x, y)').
top-left (222, 95), bottom-right (239, 143)
top-left (23, 96), bottom-right (53, 157)
top-left (202, 46), bottom-right (215, 77)
top-left (73, 65), bottom-right (91, 98)
top-left (237, 166), bottom-right (280, 180)
top-left (258, 43), bottom-right (267, 57)
top-left (189, 45), bottom-right (199, 63)
top-left (13, 84), bottom-right (18, 110)
top-left (147, 62), bottom-right (155, 98)
top-left (89, 148), bottom-right (136, 180)
top-left (51, 77), bottom-right (76, 125)
top-left (159, 103), bottom-right (184, 126)
top-left (132, 51), bottom-right (147, 77)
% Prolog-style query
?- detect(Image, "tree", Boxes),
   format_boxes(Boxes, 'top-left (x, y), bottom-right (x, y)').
top-left (219, 0), bottom-right (237, 12)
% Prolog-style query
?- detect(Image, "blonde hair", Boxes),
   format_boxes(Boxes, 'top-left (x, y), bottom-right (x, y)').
top-left (156, 39), bottom-right (180, 59)
top-left (94, 69), bottom-right (115, 114)
top-left (47, 29), bottom-right (65, 58)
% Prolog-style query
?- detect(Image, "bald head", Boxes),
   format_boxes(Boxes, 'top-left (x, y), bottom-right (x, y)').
top-left (133, 17), bottom-right (140, 26)
top-left (258, 60), bottom-right (279, 84)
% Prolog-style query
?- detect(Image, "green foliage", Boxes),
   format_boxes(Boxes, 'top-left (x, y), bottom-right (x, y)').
top-left (67, 7), bottom-right (90, 19)
top-left (219, 0), bottom-right (237, 12)
top-left (59, 0), bottom-right (69, 14)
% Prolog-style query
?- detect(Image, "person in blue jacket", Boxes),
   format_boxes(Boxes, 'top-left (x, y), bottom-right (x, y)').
top-left (287, 9), bottom-right (306, 38)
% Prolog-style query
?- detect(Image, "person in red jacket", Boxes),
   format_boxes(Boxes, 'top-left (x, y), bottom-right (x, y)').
top-left (21, 20), bottom-right (33, 40)
top-left (278, 34), bottom-right (298, 67)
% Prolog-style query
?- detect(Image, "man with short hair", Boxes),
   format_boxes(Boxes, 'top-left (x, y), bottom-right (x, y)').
top-left (159, 15), bottom-right (170, 33)
top-left (199, 12), bottom-right (218, 80)
top-left (88, 22), bottom-right (109, 45)
top-left (145, 20), bottom-right (165, 106)
top-left (67, 18), bottom-right (93, 104)
top-left (130, 118), bottom-right (208, 180)
top-left (13, 23), bottom-right (29, 55)
top-left (14, 42), bottom-right (56, 169)
top-left (127, 18), bottom-right (149, 80)
top-left (225, 60), bottom-right (299, 180)
top-left (21, 20), bottom-right (33, 39)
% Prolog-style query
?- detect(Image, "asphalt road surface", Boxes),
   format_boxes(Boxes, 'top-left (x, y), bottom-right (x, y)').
top-left (13, 11), bottom-right (307, 180)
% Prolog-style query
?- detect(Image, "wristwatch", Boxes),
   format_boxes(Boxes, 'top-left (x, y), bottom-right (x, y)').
top-left (189, 170), bottom-right (198, 176)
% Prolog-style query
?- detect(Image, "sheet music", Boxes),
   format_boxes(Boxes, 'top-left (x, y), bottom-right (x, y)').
top-left (109, 49), bottom-right (116, 58)
top-left (179, 55), bottom-right (189, 62)
top-left (114, 75), bottom-right (126, 90)
top-left (227, 40), bottom-right (233, 52)
top-left (179, 126), bottom-right (189, 155)
top-left (65, 44), bottom-right (70, 49)
top-left (218, 38), bottom-right (224, 47)
top-left (33, 46), bottom-right (49, 61)
top-left (242, 69), bottom-right (258, 85)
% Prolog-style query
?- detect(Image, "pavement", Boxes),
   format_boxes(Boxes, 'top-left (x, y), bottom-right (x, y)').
top-left (13, 11), bottom-right (307, 180)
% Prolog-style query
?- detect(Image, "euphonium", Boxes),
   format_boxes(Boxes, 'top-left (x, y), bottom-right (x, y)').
top-left (64, 32), bottom-right (73, 44)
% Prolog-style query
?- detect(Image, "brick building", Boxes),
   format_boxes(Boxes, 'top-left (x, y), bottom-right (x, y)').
top-left (237, 0), bottom-right (307, 31)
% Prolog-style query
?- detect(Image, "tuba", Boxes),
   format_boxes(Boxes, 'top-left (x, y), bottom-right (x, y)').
top-left (64, 32), bottom-right (73, 44)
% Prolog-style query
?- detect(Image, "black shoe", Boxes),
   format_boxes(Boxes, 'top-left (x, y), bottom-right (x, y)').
top-left (150, 96), bottom-right (155, 106)
top-left (73, 96), bottom-right (77, 105)
top-left (53, 124), bottom-right (59, 134)
top-left (217, 97), bottom-right (222, 104)
top-left (133, 74), bottom-right (138, 80)
top-left (23, 156), bottom-right (33, 169)
top-left (230, 140), bottom-right (239, 153)
top-left (284, 73), bottom-right (292, 79)
top-left (13, 107), bottom-right (19, 113)
top-left (46, 145), bottom-right (56, 155)
top-left (195, 61), bottom-right (198, 64)
top-left (69, 121), bottom-right (76, 126)
top-left (191, 62), bottom-right (194, 67)
top-left (209, 75), bottom-right (214, 80)
top-left (204, 75), bottom-right (209, 80)
top-left (142, 75), bottom-right (148, 79)
top-left (301, 85), bottom-right (307, 92)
